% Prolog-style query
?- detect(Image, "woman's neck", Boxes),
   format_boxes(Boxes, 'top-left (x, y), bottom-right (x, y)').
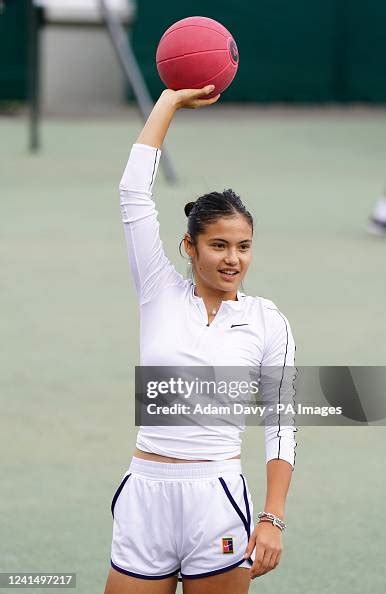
top-left (193, 282), bottom-right (238, 303)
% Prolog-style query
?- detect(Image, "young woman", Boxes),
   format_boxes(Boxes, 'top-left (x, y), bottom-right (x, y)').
top-left (104, 85), bottom-right (297, 594)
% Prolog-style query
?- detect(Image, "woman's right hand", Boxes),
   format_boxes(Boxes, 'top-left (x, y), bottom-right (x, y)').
top-left (136, 85), bottom-right (219, 148)
top-left (161, 86), bottom-right (221, 110)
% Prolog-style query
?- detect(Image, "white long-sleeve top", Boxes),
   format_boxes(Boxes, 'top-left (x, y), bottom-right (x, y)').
top-left (120, 143), bottom-right (297, 468)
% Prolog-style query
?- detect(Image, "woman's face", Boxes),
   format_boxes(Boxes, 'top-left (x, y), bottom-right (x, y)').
top-left (184, 215), bottom-right (253, 295)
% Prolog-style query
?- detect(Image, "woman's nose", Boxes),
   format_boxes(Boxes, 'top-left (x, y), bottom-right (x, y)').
top-left (224, 250), bottom-right (238, 264)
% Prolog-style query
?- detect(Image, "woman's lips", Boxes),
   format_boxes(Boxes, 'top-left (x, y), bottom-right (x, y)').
top-left (219, 270), bottom-right (239, 281)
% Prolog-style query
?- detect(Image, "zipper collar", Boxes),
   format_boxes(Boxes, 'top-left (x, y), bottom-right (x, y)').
top-left (189, 281), bottom-right (245, 311)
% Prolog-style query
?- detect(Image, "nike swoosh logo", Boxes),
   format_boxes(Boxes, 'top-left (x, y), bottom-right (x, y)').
top-left (230, 324), bottom-right (249, 328)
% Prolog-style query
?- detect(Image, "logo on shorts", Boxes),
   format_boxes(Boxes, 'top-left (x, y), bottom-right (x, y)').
top-left (222, 537), bottom-right (234, 554)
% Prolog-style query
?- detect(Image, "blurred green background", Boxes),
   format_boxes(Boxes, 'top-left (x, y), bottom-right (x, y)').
top-left (2, 0), bottom-right (386, 102)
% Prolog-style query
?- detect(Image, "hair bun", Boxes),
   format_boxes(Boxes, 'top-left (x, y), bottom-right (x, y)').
top-left (184, 201), bottom-right (196, 217)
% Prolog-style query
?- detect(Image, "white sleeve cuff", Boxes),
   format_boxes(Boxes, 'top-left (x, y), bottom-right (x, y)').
top-left (119, 143), bottom-right (162, 194)
top-left (265, 426), bottom-right (297, 469)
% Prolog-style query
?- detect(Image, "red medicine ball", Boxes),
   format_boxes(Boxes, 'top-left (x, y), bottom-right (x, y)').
top-left (156, 16), bottom-right (239, 98)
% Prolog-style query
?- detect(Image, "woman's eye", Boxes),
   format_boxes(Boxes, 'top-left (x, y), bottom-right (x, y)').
top-left (212, 243), bottom-right (250, 250)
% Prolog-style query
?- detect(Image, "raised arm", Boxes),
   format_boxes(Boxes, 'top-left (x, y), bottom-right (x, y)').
top-left (119, 86), bottom-right (220, 304)
top-left (136, 86), bottom-right (219, 148)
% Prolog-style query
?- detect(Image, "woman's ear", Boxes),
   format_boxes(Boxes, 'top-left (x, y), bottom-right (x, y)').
top-left (183, 233), bottom-right (194, 258)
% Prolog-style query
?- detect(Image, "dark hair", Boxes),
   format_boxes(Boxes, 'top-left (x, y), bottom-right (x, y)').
top-left (179, 189), bottom-right (254, 256)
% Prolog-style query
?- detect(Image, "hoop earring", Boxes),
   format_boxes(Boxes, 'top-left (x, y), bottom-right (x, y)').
top-left (187, 257), bottom-right (194, 281)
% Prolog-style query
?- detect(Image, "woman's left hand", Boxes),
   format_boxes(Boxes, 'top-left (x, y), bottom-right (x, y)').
top-left (244, 521), bottom-right (283, 579)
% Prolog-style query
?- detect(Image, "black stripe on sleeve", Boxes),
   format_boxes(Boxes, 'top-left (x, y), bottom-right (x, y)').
top-left (150, 149), bottom-right (159, 188)
top-left (273, 311), bottom-right (298, 469)
top-left (274, 310), bottom-right (289, 462)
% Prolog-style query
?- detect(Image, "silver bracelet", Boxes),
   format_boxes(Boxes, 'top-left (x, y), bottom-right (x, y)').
top-left (257, 511), bottom-right (287, 531)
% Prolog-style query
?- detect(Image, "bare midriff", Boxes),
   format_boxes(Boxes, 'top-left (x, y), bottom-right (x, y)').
top-left (134, 447), bottom-right (241, 463)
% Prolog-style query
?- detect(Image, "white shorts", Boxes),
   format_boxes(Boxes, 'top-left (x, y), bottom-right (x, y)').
top-left (110, 457), bottom-right (255, 580)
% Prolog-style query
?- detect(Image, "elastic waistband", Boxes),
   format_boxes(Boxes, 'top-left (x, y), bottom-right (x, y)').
top-left (128, 456), bottom-right (242, 480)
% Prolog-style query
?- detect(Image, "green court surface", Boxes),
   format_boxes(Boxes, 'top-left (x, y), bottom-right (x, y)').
top-left (1, 107), bottom-right (386, 593)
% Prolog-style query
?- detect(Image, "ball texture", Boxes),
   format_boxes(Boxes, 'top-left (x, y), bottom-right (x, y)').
top-left (156, 16), bottom-right (239, 98)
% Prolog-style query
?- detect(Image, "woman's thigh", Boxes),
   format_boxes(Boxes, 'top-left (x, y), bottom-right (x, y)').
top-left (182, 567), bottom-right (251, 594)
top-left (104, 568), bottom-right (178, 594)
